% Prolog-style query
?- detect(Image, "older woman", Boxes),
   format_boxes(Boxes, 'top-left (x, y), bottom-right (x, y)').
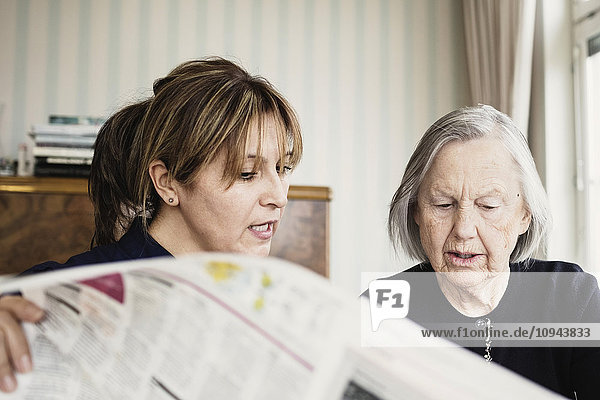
top-left (387, 105), bottom-right (600, 399)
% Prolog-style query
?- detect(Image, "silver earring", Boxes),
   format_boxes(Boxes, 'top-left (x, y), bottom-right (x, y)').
top-left (168, 198), bottom-right (174, 203)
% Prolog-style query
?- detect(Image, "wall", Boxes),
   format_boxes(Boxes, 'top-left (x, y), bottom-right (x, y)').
top-left (0, 0), bottom-right (469, 294)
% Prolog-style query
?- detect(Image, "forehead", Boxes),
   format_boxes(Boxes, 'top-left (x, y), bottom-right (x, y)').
top-left (422, 138), bottom-right (521, 194)
top-left (244, 115), bottom-right (279, 148)
top-left (242, 114), bottom-right (294, 164)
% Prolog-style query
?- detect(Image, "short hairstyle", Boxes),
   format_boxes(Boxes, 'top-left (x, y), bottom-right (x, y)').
top-left (90, 57), bottom-right (302, 246)
top-left (388, 104), bottom-right (551, 263)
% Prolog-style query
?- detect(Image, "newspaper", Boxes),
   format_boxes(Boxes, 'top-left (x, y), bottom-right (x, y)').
top-left (0, 253), bottom-right (561, 399)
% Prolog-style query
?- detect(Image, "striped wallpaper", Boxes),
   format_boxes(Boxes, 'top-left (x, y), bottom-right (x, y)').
top-left (0, 0), bottom-right (469, 294)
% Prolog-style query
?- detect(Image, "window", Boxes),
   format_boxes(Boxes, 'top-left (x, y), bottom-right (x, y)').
top-left (573, 1), bottom-right (600, 274)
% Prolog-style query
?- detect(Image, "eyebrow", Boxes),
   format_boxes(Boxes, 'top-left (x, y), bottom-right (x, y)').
top-left (246, 151), bottom-right (293, 159)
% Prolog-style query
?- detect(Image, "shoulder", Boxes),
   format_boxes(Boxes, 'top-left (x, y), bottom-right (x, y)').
top-left (514, 258), bottom-right (584, 273)
top-left (21, 220), bottom-right (171, 276)
top-left (360, 263), bottom-right (432, 298)
top-left (514, 259), bottom-right (597, 292)
top-left (512, 259), bottom-right (600, 321)
top-left (384, 262), bottom-right (434, 279)
top-left (369, 263), bottom-right (433, 284)
top-left (21, 243), bottom-right (126, 275)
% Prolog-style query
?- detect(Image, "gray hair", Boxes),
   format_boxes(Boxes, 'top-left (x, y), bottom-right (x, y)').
top-left (388, 105), bottom-right (551, 263)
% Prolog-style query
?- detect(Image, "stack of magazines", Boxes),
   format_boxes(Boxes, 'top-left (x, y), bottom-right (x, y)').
top-left (29, 116), bottom-right (104, 177)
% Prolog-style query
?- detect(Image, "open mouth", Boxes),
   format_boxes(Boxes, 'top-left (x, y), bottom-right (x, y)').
top-left (449, 252), bottom-right (477, 259)
top-left (248, 221), bottom-right (276, 240)
top-left (445, 251), bottom-right (483, 267)
top-left (249, 223), bottom-right (271, 232)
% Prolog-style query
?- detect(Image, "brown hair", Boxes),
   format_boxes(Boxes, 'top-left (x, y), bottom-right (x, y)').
top-left (89, 57), bottom-right (302, 246)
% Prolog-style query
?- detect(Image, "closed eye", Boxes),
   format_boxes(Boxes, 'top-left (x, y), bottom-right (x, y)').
top-left (435, 204), bottom-right (453, 209)
top-left (479, 204), bottom-right (499, 210)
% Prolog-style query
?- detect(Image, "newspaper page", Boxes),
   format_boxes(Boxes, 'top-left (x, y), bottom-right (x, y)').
top-left (0, 254), bottom-right (563, 399)
top-left (0, 253), bottom-right (357, 400)
top-left (352, 309), bottom-right (565, 399)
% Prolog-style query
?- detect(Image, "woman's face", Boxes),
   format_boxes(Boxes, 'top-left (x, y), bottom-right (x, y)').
top-left (414, 138), bottom-right (531, 287)
top-left (175, 118), bottom-right (290, 257)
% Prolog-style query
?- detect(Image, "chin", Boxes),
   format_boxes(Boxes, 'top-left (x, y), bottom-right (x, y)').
top-left (245, 244), bottom-right (271, 257)
top-left (439, 270), bottom-right (493, 289)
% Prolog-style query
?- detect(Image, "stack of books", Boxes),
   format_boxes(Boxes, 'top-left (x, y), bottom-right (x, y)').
top-left (29, 116), bottom-right (104, 177)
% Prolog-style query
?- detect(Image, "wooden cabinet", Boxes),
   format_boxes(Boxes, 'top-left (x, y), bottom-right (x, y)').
top-left (0, 177), bottom-right (330, 277)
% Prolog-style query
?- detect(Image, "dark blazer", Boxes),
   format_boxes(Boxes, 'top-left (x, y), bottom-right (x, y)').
top-left (22, 218), bottom-right (171, 275)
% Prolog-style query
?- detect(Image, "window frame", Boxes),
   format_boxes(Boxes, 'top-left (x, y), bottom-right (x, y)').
top-left (572, 3), bottom-right (600, 273)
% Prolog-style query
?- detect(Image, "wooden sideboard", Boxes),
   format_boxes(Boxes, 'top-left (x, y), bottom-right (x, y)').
top-left (0, 177), bottom-right (330, 277)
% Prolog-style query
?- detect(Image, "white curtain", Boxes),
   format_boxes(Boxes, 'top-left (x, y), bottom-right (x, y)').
top-left (463, 0), bottom-right (536, 136)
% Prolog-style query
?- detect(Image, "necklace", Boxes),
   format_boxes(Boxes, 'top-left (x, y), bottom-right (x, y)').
top-left (476, 317), bottom-right (493, 362)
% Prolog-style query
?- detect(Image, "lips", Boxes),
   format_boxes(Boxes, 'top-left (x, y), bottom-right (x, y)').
top-left (248, 221), bottom-right (277, 240)
top-left (445, 251), bottom-right (484, 266)
top-left (449, 251), bottom-right (478, 259)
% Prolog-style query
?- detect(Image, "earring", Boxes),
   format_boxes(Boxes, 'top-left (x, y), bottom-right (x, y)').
top-left (168, 198), bottom-right (174, 204)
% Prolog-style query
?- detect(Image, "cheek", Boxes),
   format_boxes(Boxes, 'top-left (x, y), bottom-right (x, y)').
top-left (217, 187), bottom-right (262, 228)
top-left (419, 213), bottom-right (449, 249)
top-left (485, 216), bottom-right (521, 255)
top-left (187, 189), bottom-right (244, 229)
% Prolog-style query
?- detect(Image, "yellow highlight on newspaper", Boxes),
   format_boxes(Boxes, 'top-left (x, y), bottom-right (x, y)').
top-left (368, 280), bottom-right (411, 331)
top-left (254, 296), bottom-right (265, 310)
top-left (261, 272), bottom-right (272, 288)
top-left (205, 261), bottom-right (242, 282)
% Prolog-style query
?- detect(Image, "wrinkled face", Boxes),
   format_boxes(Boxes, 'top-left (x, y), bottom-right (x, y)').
top-left (414, 138), bottom-right (531, 287)
top-left (176, 118), bottom-right (290, 257)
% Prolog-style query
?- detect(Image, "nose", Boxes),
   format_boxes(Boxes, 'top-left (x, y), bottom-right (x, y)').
top-left (260, 172), bottom-right (288, 209)
top-left (452, 206), bottom-right (477, 240)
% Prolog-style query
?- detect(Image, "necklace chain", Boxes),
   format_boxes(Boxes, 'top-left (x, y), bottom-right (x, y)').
top-left (476, 317), bottom-right (493, 362)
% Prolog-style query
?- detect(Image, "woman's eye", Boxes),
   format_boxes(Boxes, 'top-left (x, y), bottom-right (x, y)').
top-left (276, 165), bottom-right (292, 175)
top-left (480, 204), bottom-right (499, 210)
top-left (435, 204), bottom-right (453, 209)
top-left (240, 172), bottom-right (257, 181)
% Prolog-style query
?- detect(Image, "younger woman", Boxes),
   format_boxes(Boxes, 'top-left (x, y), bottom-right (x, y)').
top-left (0, 57), bottom-right (302, 392)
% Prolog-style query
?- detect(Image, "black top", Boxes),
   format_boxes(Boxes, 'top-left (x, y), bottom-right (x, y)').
top-left (383, 260), bottom-right (600, 399)
top-left (22, 218), bottom-right (172, 275)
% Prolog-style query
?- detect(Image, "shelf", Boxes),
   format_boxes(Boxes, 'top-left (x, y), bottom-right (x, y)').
top-left (0, 177), bottom-right (332, 201)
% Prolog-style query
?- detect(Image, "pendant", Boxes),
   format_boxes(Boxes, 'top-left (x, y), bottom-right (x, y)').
top-left (476, 317), bottom-right (493, 362)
